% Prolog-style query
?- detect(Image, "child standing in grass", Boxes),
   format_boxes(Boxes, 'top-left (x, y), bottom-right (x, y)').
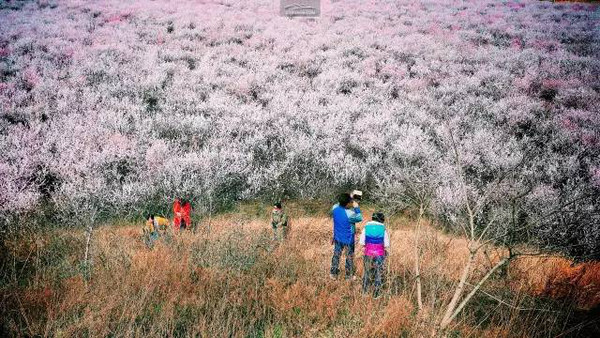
top-left (359, 211), bottom-right (390, 297)
top-left (271, 202), bottom-right (288, 241)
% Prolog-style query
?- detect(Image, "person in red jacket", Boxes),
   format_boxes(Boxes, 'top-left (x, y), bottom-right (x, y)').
top-left (173, 198), bottom-right (182, 231)
top-left (181, 200), bottom-right (192, 230)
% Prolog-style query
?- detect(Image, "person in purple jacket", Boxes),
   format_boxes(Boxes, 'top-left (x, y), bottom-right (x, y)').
top-left (330, 193), bottom-right (363, 280)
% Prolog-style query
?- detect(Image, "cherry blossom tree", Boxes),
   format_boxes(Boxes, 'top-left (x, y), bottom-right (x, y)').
top-left (0, 0), bottom-right (598, 262)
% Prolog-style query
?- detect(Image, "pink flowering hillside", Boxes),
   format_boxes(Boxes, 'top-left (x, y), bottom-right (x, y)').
top-left (1, 0), bottom-right (599, 259)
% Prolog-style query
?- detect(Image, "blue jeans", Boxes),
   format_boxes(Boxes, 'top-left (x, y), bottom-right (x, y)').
top-left (362, 255), bottom-right (385, 296)
top-left (330, 240), bottom-right (355, 278)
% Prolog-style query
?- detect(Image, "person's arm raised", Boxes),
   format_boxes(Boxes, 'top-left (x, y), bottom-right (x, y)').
top-left (348, 206), bottom-right (363, 223)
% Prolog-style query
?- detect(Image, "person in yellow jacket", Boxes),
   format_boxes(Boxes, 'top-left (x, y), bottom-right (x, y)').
top-left (143, 214), bottom-right (169, 247)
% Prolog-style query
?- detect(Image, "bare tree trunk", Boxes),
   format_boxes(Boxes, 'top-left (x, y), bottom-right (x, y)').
top-left (208, 195), bottom-right (213, 231)
top-left (440, 250), bottom-right (476, 330)
top-left (415, 203), bottom-right (424, 312)
top-left (84, 224), bottom-right (93, 268)
top-left (435, 126), bottom-right (520, 333)
top-left (446, 257), bottom-right (510, 324)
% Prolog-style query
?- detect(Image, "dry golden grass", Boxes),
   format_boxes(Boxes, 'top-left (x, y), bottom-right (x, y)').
top-left (2, 203), bottom-right (598, 337)
top-left (512, 256), bottom-right (600, 310)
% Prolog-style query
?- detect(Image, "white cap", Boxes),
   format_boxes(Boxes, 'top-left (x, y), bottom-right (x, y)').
top-left (351, 190), bottom-right (362, 197)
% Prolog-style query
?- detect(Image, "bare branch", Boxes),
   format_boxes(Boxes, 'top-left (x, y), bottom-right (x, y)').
top-left (447, 256), bottom-right (511, 324)
top-left (464, 282), bottom-right (559, 313)
top-left (476, 213), bottom-right (497, 244)
top-left (446, 125), bottom-right (476, 241)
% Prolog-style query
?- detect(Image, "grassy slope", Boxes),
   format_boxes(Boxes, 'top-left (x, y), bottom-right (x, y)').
top-left (3, 201), bottom-right (597, 337)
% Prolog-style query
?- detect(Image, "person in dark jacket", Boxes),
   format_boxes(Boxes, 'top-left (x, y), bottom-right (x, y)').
top-left (330, 193), bottom-right (363, 280)
top-left (271, 202), bottom-right (289, 241)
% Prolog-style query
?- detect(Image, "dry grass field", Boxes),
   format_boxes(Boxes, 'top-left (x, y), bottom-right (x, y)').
top-left (2, 202), bottom-right (598, 337)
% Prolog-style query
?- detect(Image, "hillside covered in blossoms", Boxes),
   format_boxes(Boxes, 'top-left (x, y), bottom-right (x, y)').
top-left (1, 0), bottom-right (599, 258)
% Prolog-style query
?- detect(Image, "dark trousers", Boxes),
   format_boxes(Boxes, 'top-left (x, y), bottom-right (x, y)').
top-left (330, 240), bottom-right (355, 278)
top-left (362, 255), bottom-right (385, 296)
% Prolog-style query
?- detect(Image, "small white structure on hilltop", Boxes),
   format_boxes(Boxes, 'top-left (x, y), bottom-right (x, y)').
top-left (280, 0), bottom-right (320, 17)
